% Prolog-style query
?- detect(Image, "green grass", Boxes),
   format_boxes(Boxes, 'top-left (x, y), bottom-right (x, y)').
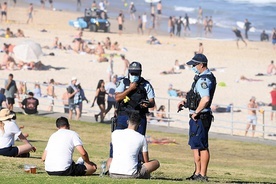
top-left (0, 114), bottom-right (276, 184)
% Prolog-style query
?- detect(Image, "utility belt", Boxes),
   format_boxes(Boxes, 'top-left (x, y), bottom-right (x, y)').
top-left (189, 111), bottom-right (213, 121)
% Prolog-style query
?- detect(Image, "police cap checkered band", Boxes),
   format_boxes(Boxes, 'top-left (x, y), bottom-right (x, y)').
top-left (186, 54), bottom-right (208, 65)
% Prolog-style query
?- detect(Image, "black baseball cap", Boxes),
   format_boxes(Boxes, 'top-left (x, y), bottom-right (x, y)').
top-left (186, 54), bottom-right (208, 65)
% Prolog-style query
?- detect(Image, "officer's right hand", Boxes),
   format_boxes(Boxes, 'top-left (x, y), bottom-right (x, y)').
top-left (129, 82), bottom-right (137, 91)
top-left (177, 100), bottom-right (185, 109)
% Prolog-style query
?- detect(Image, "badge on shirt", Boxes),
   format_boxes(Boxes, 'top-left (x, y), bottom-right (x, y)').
top-left (116, 81), bottom-right (121, 87)
top-left (201, 82), bottom-right (208, 89)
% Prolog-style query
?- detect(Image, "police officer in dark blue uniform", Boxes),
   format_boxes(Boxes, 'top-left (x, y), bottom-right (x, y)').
top-left (178, 54), bottom-right (216, 182)
top-left (106, 61), bottom-right (155, 170)
top-left (114, 61), bottom-right (155, 135)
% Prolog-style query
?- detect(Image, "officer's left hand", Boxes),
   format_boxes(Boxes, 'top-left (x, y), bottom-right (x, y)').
top-left (191, 113), bottom-right (198, 121)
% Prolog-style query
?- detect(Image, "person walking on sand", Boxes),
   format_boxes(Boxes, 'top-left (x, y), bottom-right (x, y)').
top-left (49, 0), bottom-right (54, 10)
top-left (232, 27), bottom-right (247, 48)
top-left (272, 28), bottom-right (276, 50)
top-left (1, 2), bottom-right (8, 22)
top-left (41, 0), bottom-right (45, 9)
top-left (26, 3), bottom-right (34, 24)
top-left (245, 96), bottom-right (258, 137)
top-left (142, 12), bottom-right (147, 32)
top-left (184, 13), bottom-right (191, 36)
top-left (148, 13), bottom-right (156, 35)
top-left (117, 12), bottom-right (123, 35)
top-left (77, 0), bottom-right (81, 10)
top-left (244, 18), bottom-right (251, 40)
top-left (129, 2), bottom-right (136, 21)
top-left (137, 15), bottom-right (143, 35)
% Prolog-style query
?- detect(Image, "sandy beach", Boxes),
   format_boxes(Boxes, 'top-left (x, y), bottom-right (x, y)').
top-left (0, 3), bottom-right (275, 138)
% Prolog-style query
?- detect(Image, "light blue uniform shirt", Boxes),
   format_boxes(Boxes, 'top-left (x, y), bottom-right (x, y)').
top-left (192, 69), bottom-right (213, 113)
top-left (115, 77), bottom-right (155, 99)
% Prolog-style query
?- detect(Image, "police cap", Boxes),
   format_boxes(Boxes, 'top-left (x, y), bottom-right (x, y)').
top-left (186, 54), bottom-right (208, 65)
top-left (128, 61), bottom-right (142, 75)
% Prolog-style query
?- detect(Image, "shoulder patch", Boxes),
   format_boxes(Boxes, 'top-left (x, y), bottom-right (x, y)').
top-left (201, 82), bottom-right (208, 89)
top-left (116, 81), bottom-right (121, 87)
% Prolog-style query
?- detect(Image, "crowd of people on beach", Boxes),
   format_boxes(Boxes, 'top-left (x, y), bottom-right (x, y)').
top-left (0, 1), bottom-right (275, 181)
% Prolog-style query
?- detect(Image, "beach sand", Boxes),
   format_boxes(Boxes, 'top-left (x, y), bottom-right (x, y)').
top-left (0, 4), bottom-right (275, 139)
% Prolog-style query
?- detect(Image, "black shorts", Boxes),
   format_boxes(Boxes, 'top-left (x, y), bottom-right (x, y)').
top-left (272, 105), bottom-right (276, 111)
top-left (7, 97), bottom-right (15, 105)
top-left (119, 24), bottom-right (123, 31)
top-left (1, 11), bottom-right (7, 16)
top-left (0, 146), bottom-right (19, 157)
top-left (47, 162), bottom-right (86, 176)
top-left (157, 10), bottom-right (161, 14)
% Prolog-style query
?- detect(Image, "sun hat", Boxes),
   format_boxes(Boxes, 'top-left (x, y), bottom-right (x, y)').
top-left (186, 54), bottom-right (208, 65)
top-left (71, 77), bottom-right (77, 81)
top-left (0, 109), bottom-right (15, 121)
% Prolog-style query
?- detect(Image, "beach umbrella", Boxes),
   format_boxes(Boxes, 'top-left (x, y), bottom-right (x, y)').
top-left (13, 41), bottom-right (43, 63)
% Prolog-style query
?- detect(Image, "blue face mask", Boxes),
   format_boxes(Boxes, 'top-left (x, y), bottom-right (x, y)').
top-left (129, 74), bottom-right (140, 82)
top-left (191, 66), bottom-right (200, 74)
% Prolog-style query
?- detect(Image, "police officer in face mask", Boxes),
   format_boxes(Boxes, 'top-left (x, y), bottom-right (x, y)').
top-left (105, 62), bottom-right (156, 171)
top-left (177, 54), bottom-right (216, 182)
top-left (114, 61), bottom-right (155, 136)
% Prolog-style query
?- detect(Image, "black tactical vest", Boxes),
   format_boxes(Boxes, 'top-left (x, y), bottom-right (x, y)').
top-left (118, 77), bottom-right (149, 115)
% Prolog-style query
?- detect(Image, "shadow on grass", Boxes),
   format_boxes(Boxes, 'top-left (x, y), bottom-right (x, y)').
top-left (28, 140), bottom-right (47, 143)
top-left (152, 177), bottom-right (183, 181)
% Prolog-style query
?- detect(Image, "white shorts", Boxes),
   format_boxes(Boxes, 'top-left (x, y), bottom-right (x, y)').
top-left (247, 115), bottom-right (257, 125)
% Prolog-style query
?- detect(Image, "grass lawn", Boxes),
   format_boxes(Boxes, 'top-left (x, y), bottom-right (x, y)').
top-left (0, 114), bottom-right (275, 184)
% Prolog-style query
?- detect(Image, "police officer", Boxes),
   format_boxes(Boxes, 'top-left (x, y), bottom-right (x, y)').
top-left (114, 61), bottom-right (155, 135)
top-left (106, 61), bottom-right (155, 171)
top-left (178, 54), bottom-right (216, 182)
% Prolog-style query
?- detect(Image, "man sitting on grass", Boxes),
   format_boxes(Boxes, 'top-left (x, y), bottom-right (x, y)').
top-left (42, 117), bottom-right (97, 176)
top-left (21, 92), bottom-right (39, 115)
top-left (109, 111), bottom-right (160, 179)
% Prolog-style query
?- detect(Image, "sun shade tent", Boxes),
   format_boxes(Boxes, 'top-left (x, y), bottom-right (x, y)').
top-left (13, 41), bottom-right (43, 63)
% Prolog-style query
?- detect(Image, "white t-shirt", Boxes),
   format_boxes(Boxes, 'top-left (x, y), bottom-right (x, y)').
top-left (105, 82), bottom-right (116, 102)
top-left (109, 129), bottom-right (148, 175)
top-left (0, 120), bottom-right (21, 149)
top-left (142, 14), bottom-right (147, 23)
top-left (44, 129), bottom-right (83, 172)
top-left (99, 2), bottom-right (105, 10)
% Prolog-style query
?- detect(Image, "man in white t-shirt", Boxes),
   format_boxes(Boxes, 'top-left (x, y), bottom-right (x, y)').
top-left (42, 117), bottom-right (97, 176)
top-left (109, 112), bottom-right (160, 179)
top-left (105, 74), bottom-right (117, 116)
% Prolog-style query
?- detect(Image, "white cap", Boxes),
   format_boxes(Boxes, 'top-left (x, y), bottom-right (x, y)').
top-left (71, 77), bottom-right (77, 81)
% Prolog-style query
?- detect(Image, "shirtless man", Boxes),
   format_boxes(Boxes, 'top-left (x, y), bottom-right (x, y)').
top-left (117, 13), bottom-right (123, 35)
top-left (26, 3), bottom-right (34, 24)
top-left (195, 42), bottom-right (204, 55)
top-left (47, 79), bottom-right (56, 111)
top-left (267, 60), bottom-right (276, 75)
top-left (120, 54), bottom-right (129, 75)
top-left (96, 42), bottom-right (107, 62)
top-left (245, 96), bottom-right (258, 137)
top-left (1, 2), bottom-right (8, 22)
